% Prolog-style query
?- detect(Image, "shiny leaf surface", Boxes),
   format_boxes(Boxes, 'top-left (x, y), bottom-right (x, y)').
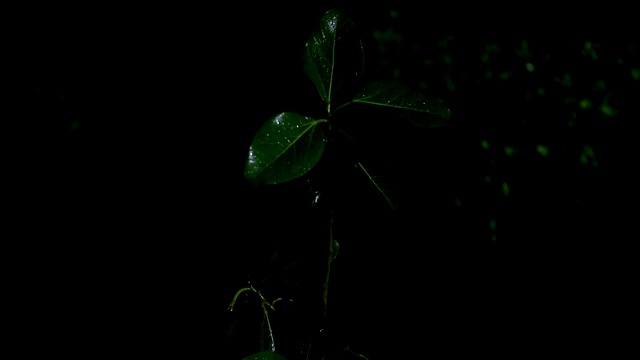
top-left (303, 9), bottom-right (364, 105)
top-left (242, 350), bottom-right (288, 360)
top-left (352, 80), bottom-right (451, 127)
top-left (245, 112), bottom-right (327, 185)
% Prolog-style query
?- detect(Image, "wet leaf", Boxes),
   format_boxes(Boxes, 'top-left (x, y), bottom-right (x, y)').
top-left (245, 112), bottom-right (328, 185)
top-left (352, 80), bottom-right (451, 128)
top-left (242, 350), bottom-right (288, 360)
top-left (303, 9), bottom-right (364, 105)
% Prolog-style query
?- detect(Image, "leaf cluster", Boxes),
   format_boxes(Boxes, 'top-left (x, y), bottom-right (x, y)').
top-left (244, 9), bottom-right (451, 195)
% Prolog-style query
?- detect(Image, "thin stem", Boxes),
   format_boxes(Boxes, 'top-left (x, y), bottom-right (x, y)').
top-left (346, 349), bottom-right (370, 360)
top-left (227, 286), bottom-right (276, 311)
top-left (262, 301), bottom-right (276, 351)
top-left (323, 211), bottom-right (336, 320)
top-left (227, 287), bottom-right (251, 311)
top-left (331, 100), bottom-right (352, 115)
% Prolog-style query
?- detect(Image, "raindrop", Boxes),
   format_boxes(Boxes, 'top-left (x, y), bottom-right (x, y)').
top-left (327, 20), bottom-right (336, 32)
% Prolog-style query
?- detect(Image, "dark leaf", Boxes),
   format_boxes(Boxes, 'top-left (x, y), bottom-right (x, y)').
top-left (303, 9), bottom-right (364, 106)
top-left (353, 80), bottom-right (451, 128)
top-left (245, 112), bottom-right (328, 185)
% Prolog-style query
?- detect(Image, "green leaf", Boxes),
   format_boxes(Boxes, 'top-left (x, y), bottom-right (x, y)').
top-left (245, 112), bottom-right (328, 185)
top-left (303, 9), bottom-right (364, 105)
top-left (352, 80), bottom-right (451, 128)
top-left (242, 350), bottom-right (288, 360)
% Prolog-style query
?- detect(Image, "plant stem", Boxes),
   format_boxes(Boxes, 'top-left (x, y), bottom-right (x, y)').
top-left (323, 211), bottom-right (336, 320)
top-left (331, 101), bottom-right (352, 114)
top-left (262, 301), bottom-right (276, 351)
top-left (227, 287), bottom-right (251, 311)
top-left (227, 286), bottom-right (276, 311)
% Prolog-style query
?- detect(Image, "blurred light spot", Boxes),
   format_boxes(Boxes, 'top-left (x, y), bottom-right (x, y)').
top-left (504, 146), bottom-right (517, 156)
top-left (438, 35), bottom-right (454, 48)
top-left (390, 9), bottom-right (399, 18)
top-left (485, 70), bottom-right (493, 79)
top-left (444, 74), bottom-right (455, 92)
top-left (631, 68), bottom-right (640, 80)
top-left (579, 99), bottom-right (592, 109)
top-left (556, 73), bottom-right (572, 87)
top-left (580, 144), bottom-right (598, 167)
top-left (525, 62), bottom-right (535, 72)
top-left (481, 140), bottom-right (489, 150)
top-left (489, 219), bottom-right (497, 242)
top-left (484, 175), bottom-right (492, 183)
top-left (536, 144), bottom-right (549, 158)
top-left (600, 103), bottom-right (618, 117)
top-left (499, 71), bottom-right (511, 80)
top-left (502, 182), bottom-right (510, 197)
top-left (517, 39), bottom-right (531, 58)
top-left (537, 87), bottom-right (545, 95)
top-left (582, 41), bottom-right (599, 60)
top-left (595, 80), bottom-right (606, 91)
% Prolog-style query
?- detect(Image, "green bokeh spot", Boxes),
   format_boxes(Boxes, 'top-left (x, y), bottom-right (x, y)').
top-left (502, 182), bottom-right (510, 197)
top-left (441, 53), bottom-right (453, 65)
top-left (600, 103), bottom-right (618, 117)
top-left (504, 146), bottom-right (517, 156)
top-left (481, 52), bottom-right (490, 64)
top-left (499, 71), bottom-right (511, 80)
top-left (579, 99), bottom-right (592, 109)
top-left (557, 74), bottom-right (572, 87)
top-left (536, 144), bottom-right (549, 158)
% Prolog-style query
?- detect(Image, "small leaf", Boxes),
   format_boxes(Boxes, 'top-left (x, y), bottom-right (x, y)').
top-left (245, 112), bottom-right (328, 185)
top-left (303, 9), bottom-right (364, 105)
top-left (353, 80), bottom-right (451, 128)
top-left (242, 350), bottom-right (288, 360)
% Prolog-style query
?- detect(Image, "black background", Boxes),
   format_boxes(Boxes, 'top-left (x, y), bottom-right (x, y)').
top-left (7, 3), bottom-right (637, 359)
